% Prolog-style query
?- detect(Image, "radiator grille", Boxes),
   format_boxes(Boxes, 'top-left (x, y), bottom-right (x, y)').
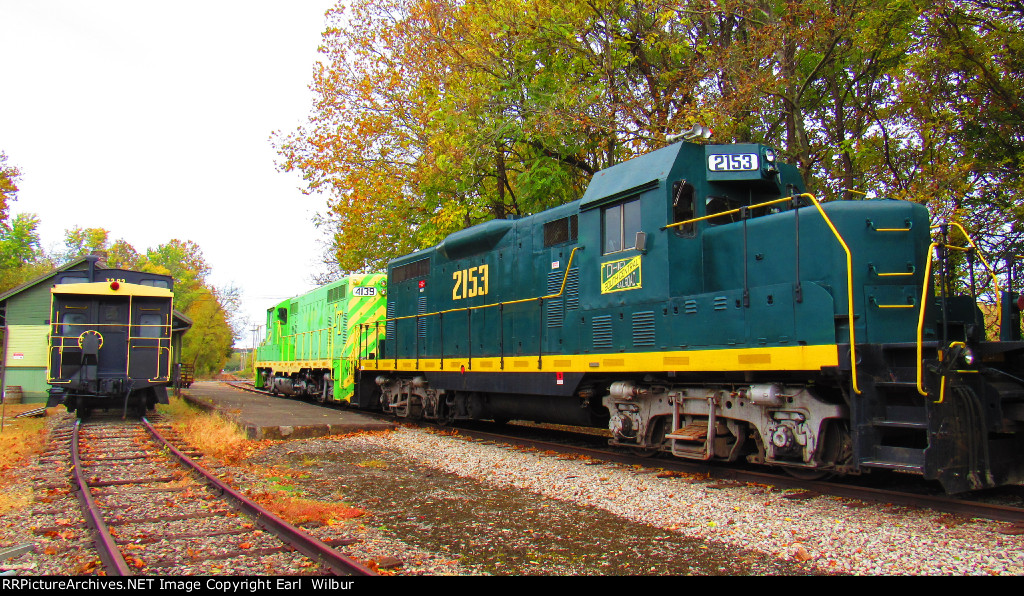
top-left (417, 296), bottom-right (427, 340)
top-left (632, 311), bottom-right (655, 346)
top-left (592, 315), bottom-right (613, 350)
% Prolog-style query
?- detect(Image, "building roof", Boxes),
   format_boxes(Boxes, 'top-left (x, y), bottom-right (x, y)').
top-left (0, 255), bottom-right (98, 304)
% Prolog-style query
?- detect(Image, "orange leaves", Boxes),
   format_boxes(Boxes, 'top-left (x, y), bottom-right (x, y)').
top-left (248, 489), bottom-right (366, 526)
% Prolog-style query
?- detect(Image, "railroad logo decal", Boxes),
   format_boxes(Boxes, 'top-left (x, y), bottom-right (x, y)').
top-left (601, 256), bottom-right (642, 294)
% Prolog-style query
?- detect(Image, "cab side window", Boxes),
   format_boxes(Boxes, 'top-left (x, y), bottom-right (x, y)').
top-left (706, 195), bottom-right (742, 225)
top-left (602, 198), bottom-right (641, 255)
top-left (671, 181), bottom-right (695, 236)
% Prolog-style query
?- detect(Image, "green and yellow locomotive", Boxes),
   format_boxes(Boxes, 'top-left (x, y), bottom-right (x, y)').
top-left (255, 274), bottom-right (386, 403)
top-left (358, 139), bottom-right (1024, 493)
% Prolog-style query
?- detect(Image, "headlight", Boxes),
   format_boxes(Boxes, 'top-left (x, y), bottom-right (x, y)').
top-left (963, 347), bottom-right (975, 366)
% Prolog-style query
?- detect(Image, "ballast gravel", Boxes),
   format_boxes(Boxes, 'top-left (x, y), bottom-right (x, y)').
top-left (2, 412), bottom-right (1023, 576)
top-left (295, 426), bottom-right (1024, 576)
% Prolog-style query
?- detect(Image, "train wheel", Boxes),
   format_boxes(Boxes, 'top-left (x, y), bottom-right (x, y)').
top-left (435, 400), bottom-right (453, 427)
top-left (781, 420), bottom-right (848, 481)
top-left (782, 466), bottom-right (832, 481)
top-left (631, 417), bottom-right (667, 457)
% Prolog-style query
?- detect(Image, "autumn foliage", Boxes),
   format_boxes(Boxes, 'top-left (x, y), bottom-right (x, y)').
top-left (277, 0), bottom-right (1022, 302)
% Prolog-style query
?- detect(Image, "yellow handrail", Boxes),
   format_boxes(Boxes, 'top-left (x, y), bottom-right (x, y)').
top-left (665, 192), bottom-right (860, 392)
top-left (663, 196), bottom-right (794, 230)
top-left (798, 194), bottom-right (860, 395)
top-left (938, 222), bottom-right (1002, 329)
top-left (916, 223), bottom-right (1005, 397)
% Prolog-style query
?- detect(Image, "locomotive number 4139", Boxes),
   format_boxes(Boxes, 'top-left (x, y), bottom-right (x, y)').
top-left (452, 265), bottom-right (490, 300)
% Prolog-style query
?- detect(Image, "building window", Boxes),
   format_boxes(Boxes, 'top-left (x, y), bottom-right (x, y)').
top-left (602, 198), bottom-right (641, 255)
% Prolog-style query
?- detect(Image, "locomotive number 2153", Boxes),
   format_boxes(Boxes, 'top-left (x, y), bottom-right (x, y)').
top-left (452, 265), bottom-right (489, 300)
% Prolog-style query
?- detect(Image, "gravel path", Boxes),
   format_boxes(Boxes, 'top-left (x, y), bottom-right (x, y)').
top-left (2, 413), bottom-right (1022, 575)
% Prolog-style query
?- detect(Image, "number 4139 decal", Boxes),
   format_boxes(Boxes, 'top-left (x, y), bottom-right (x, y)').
top-left (452, 265), bottom-right (489, 300)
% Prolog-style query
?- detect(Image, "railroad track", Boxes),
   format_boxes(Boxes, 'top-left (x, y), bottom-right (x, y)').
top-left (218, 379), bottom-right (1024, 527)
top-left (68, 413), bottom-right (376, 576)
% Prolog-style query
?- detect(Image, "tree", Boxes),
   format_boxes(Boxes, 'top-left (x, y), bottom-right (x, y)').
top-left (138, 239), bottom-right (212, 311)
top-left (0, 151), bottom-right (21, 224)
top-left (282, 0), bottom-right (1022, 297)
top-left (57, 226), bottom-right (110, 264)
top-left (0, 213), bottom-right (50, 293)
top-left (277, 0), bottom-right (731, 272)
top-left (180, 286), bottom-right (236, 377)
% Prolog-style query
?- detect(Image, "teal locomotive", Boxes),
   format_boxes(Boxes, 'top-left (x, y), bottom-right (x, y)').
top-left (357, 140), bottom-right (1024, 494)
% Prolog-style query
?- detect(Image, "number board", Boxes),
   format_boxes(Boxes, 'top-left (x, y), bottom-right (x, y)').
top-left (704, 144), bottom-right (776, 183)
top-left (352, 286), bottom-right (377, 297)
top-left (707, 153), bottom-right (759, 172)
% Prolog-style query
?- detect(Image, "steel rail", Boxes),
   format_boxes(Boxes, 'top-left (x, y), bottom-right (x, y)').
top-left (140, 417), bottom-right (377, 576)
top-left (71, 420), bottom-right (134, 576)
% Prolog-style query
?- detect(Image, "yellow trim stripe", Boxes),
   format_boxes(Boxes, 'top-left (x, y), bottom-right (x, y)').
top-left (52, 281), bottom-right (173, 298)
top-left (360, 344), bottom-right (840, 374)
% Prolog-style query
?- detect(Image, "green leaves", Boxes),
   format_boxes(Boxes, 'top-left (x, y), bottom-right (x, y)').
top-left (281, 0), bottom-right (1022, 288)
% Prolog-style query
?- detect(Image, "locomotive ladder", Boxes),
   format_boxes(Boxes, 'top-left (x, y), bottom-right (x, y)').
top-left (856, 222), bottom-right (1011, 488)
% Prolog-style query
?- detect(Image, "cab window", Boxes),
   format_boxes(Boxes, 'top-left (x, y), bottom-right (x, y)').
top-left (61, 312), bottom-right (88, 336)
top-left (602, 198), bottom-right (641, 255)
top-left (671, 181), bottom-right (695, 236)
top-left (138, 314), bottom-right (165, 338)
top-left (706, 195), bottom-right (742, 225)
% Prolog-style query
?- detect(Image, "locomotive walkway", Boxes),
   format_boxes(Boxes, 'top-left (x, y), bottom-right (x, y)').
top-left (179, 381), bottom-right (393, 439)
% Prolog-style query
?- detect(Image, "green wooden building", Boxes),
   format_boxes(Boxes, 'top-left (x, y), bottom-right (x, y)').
top-left (0, 253), bottom-right (192, 404)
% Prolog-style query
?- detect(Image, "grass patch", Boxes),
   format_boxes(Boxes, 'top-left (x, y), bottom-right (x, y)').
top-left (156, 397), bottom-right (259, 465)
top-left (248, 490), bottom-right (365, 526)
top-left (0, 405), bottom-right (53, 513)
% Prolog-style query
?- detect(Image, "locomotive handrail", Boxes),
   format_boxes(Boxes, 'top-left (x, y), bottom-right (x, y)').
top-left (797, 193), bottom-right (860, 395)
top-left (915, 223), bottom-right (1004, 398)
top-left (662, 193), bottom-right (860, 393)
top-left (661, 196), bottom-right (794, 230)
top-left (382, 246), bottom-right (583, 323)
top-left (938, 222), bottom-right (1003, 315)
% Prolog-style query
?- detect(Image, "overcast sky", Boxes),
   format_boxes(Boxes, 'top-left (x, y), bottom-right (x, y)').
top-left (0, 0), bottom-right (340, 347)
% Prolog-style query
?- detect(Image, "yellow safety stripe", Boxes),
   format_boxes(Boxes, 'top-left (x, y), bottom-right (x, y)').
top-left (360, 344), bottom-right (840, 375)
